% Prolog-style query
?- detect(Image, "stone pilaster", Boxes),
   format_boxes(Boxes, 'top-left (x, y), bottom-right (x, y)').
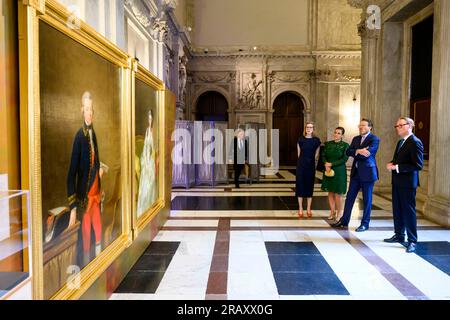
top-left (425, 0), bottom-right (450, 226)
top-left (359, 22), bottom-right (380, 122)
top-left (374, 22), bottom-right (404, 192)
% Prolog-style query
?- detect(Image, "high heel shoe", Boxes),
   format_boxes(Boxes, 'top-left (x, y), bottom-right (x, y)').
top-left (327, 210), bottom-right (335, 220)
top-left (298, 210), bottom-right (304, 218)
top-left (307, 210), bottom-right (313, 218)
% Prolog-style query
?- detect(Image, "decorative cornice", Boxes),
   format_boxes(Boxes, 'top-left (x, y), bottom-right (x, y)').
top-left (191, 51), bottom-right (361, 60)
top-left (125, 0), bottom-right (152, 27)
top-left (312, 51), bottom-right (362, 59)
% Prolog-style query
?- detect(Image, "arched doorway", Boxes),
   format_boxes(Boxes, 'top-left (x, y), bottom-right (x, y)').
top-left (195, 91), bottom-right (229, 121)
top-left (273, 92), bottom-right (304, 166)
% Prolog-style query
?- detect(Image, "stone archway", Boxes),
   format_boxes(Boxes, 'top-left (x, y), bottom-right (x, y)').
top-left (195, 91), bottom-right (229, 121)
top-left (272, 91), bottom-right (305, 166)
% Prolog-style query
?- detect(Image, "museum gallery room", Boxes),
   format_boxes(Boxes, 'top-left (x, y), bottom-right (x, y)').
top-left (2, 0), bottom-right (450, 304)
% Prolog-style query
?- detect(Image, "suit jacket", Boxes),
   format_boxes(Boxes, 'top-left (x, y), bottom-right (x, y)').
top-left (391, 134), bottom-right (424, 188)
top-left (67, 123), bottom-right (101, 210)
top-left (346, 133), bottom-right (380, 182)
top-left (231, 137), bottom-right (249, 165)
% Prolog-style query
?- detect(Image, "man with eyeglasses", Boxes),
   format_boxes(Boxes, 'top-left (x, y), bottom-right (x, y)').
top-left (385, 117), bottom-right (424, 253)
top-left (332, 118), bottom-right (379, 232)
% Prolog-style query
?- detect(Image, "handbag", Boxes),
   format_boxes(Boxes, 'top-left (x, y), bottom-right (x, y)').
top-left (324, 168), bottom-right (335, 177)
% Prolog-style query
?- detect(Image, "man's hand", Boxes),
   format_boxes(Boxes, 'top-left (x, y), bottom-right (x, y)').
top-left (356, 147), bottom-right (371, 157)
top-left (68, 208), bottom-right (77, 228)
top-left (386, 162), bottom-right (396, 171)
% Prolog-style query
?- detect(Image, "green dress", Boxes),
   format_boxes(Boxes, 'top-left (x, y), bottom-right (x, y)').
top-left (321, 140), bottom-right (349, 195)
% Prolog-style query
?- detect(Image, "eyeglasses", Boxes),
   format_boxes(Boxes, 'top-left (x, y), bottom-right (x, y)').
top-left (394, 123), bottom-right (409, 129)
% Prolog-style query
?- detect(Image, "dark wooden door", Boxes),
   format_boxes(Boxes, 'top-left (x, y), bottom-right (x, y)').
top-left (410, 99), bottom-right (430, 160)
top-left (196, 91), bottom-right (229, 121)
top-left (273, 92), bottom-right (304, 166)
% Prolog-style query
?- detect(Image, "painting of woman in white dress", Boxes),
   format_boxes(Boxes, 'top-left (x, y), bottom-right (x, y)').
top-left (136, 109), bottom-right (157, 217)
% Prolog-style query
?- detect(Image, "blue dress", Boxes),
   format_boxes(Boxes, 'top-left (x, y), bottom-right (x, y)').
top-left (296, 136), bottom-right (321, 197)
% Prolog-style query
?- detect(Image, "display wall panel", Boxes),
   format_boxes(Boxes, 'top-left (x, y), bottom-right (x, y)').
top-left (172, 120), bottom-right (196, 189)
top-left (195, 121), bottom-right (228, 186)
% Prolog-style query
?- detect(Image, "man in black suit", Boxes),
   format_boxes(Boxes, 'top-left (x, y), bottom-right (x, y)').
top-left (229, 128), bottom-right (248, 188)
top-left (385, 117), bottom-right (424, 253)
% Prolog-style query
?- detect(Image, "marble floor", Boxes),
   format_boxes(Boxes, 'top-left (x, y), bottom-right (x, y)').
top-left (111, 170), bottom-right (450, 300)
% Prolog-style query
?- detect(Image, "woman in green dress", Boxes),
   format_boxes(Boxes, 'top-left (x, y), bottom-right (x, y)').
top-left (321, 127), bottom-right (349, 221)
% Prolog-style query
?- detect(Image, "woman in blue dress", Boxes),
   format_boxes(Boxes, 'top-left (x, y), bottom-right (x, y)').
top-left (296, 122), bottom-right (321, 218)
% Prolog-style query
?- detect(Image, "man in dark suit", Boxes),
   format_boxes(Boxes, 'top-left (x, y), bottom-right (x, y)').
top-left (385, 117), bottom-right (424, 253)
top-left (332, 118), bottom-right (380, 232)
top-left (229, 128), bottom-right (248, 188)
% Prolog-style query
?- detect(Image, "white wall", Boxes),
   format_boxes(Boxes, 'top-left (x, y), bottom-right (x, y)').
top-left (57, 0), bottom-right (126, 50)
top-left (127, 17), bottom-right (151, 70)
top-left (192, 0), bottom-right (309, 47)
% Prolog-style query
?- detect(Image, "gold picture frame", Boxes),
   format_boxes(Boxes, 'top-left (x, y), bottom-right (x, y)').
top-left (131, 62), bottom-right (166, 237)
top-left (18, 0), bottom-right (133, 300)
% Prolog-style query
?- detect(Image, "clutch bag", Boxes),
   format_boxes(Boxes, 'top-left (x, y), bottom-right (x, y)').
top-left (324, 169), bottom-right (335, 177)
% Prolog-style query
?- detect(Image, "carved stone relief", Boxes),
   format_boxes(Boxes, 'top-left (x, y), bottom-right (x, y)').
top-left (236, 72), bottom-right (264, 110)
top-left (268, 71), bottom-right (311, 83)
top-left (192, 72), bottom-right (236, 83)
top-left (179, 55), bottom-right (188, 102)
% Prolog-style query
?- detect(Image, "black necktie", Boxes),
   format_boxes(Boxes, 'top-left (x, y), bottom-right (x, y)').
top-left (397, 139), bottom-right (405, 153)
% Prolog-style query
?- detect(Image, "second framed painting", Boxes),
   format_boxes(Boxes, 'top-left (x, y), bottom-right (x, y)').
top-left (132, 63), bottom-right (165, 235)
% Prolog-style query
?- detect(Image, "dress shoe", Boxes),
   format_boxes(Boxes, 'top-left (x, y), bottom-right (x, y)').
top-left (383, 235), bottom-right (405, 243)
top-left (331, 221), bottom-right (347, 228)
top-left (355, 225), bottom-right (368, 232)
top-left (406, 242), bottom-right (417, 253)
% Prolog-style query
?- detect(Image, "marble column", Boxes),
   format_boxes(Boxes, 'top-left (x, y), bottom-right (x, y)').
top-left (348, 0), bottom-right (380, 121)
top-left (374, 22), bottom-right (404, 192)
top-left (425, 0), bottom-right (450, 226)
top-left (359, 23), bottom-right (380, 122)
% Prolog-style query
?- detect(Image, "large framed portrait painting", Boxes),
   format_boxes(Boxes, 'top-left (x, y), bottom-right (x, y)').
top-left (38, 20), bottom-right (126, 298)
